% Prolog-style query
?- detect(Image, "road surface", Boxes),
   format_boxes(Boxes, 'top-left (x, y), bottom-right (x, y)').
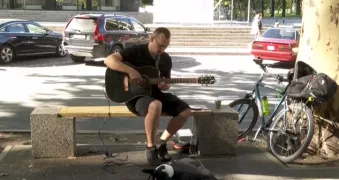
top-left (0, 55), bottom-right (292, 133)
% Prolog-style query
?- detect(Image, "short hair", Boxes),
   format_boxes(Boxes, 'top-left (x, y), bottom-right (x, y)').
top-left (153, 27), bottom-right (171, 39)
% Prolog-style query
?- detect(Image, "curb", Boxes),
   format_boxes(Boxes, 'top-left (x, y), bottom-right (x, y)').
top-left (0, 129), bottom-right (165, 135)
top-left (0, 145), bottom-right (13, 162)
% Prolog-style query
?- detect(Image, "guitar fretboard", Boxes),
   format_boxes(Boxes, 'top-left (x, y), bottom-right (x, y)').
top-left (149, 78), bottom-right (199, 84)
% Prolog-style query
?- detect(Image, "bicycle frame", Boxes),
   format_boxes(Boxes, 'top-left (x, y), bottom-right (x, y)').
top-left (240, 74), bottom-right (290, 140)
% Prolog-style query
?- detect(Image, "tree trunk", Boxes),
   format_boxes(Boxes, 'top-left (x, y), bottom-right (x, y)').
top-left (271, 0), bottom-right (275, 17)
top-left (282, 0), bottom-right (286, 17)
top-left (261, 0), bottom-right (265, 17)
top-left (296, 0), bottom-right (339, 157)
top-left (296, 0), bottom-right (301, 15)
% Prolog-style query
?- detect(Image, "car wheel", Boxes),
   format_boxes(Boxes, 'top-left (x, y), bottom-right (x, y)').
top-left (111, 45), bottom-right (122, 53)
top-left (70, 54), bottom-right (85, 63)
top-left (0, 45), bottom-right (15, 64)
top-left (56, 44), bottom-right (67, 57)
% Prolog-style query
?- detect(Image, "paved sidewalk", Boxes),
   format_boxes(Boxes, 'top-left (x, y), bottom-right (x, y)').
top-left (0, 141), bottom-right (338, 180)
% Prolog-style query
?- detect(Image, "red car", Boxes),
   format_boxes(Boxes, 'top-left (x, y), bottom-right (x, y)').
top-left (250, 27), bottom-right (300, 62)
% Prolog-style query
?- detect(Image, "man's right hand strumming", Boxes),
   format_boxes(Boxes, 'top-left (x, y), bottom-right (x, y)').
top-left (128, 68), bottom-right (142, 83)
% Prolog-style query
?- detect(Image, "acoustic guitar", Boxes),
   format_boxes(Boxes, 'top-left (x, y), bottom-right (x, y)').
top-left (104, 63), bottom-right (216, 103)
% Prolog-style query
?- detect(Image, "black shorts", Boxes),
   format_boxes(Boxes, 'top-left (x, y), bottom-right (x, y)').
top-left (125, 93), bottom-right (190, 117)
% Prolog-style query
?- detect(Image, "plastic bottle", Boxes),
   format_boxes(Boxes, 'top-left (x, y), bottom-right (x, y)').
top-left (262, 96), bottom-right (270, 116)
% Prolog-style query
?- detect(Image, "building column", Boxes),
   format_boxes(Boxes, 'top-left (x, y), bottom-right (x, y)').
top-left (9, 0), bottom-right (14, 9)
top-left (86, 0), bottom-right (91, 10)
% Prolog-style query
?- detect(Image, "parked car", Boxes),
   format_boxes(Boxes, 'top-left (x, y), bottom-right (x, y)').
top-left (0, 19), bottom-right (67, 64)
top-left (62, 13), bottom-right (152, 63)
top-left (250, 27), bottom-right (300, 62)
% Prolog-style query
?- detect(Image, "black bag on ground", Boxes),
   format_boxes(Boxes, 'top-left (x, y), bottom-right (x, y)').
top-left (142, 157), bottom-right (219, 180)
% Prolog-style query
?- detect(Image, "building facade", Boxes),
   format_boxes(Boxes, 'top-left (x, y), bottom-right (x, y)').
top-left (0, 0), bottom-right (140, 11)
top-left (153, 0), bottom-right (213, 24)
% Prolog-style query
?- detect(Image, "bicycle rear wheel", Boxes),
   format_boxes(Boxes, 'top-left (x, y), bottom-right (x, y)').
top-left (229, 98), bottom-right (259, 140)
top-left (267, 103), bottom-right (314, 163)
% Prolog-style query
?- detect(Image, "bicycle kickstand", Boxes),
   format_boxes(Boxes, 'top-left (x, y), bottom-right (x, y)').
top-left (251, 125), bottom-right (266, 141)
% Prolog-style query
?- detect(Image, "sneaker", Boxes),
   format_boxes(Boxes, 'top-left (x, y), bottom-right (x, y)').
top-left (158, 143), bottom-right (172, 162)
top-left (145, 146), bottom-right (161, 166)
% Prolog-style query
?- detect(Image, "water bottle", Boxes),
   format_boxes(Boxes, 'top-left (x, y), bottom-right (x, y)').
top-left (262, 96), bottom-right (270, 116)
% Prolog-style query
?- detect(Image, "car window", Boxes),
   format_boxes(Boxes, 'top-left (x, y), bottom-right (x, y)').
top-left (26, 24), bottom-right (47, 34)
top-left (130, 19), bottom-right (145, 32)
top-left (262, 28), bottom-right (296, 40)
top-left (105, 18), bottom-right (119, 31)
top-left (5, 23), bottom-right (26, 33)
top-left (118, 18), bottom-right (133, 31)
top-left (279, 29), bottom-right (296, 40)
top-left (66, 17), bottom-right (97, 32)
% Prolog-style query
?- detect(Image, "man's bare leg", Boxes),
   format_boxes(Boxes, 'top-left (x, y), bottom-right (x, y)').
top-left (157, 108), bottom-right (191, 162)
top-left (160, 108), bottom-right (191, 141)
top-left (144, 100), bottom-right (163, 166)
top-left (145, 100), bottom-right (162, 147)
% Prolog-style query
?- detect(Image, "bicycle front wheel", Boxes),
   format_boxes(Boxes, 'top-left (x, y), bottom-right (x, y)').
top-left (267, 103), bottom-right (314, 163)
top-left (229, 98), bottom-right (259, 140)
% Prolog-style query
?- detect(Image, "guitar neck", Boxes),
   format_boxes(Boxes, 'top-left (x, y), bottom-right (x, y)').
top-left (149, 78), bottom-right (199, 84)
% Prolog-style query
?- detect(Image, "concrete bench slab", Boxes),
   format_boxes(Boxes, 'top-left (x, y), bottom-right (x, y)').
top-left (30, 105), bottom-right (238, 158)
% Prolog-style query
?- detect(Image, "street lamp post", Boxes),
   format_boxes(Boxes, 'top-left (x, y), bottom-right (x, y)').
top-left (231, 0), bottom-right (233, 23)
top-left (247, 0), bottom-right (251, 24)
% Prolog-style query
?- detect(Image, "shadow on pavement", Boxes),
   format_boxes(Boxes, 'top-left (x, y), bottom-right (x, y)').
top-left (0, 55), bottom-right (338, 179)
top-left (0, 142), bottom-right (338, 180)
top-left (0, 70), bottom-right (280, 132)
top-left (0, 54), bottom-right (76, 68)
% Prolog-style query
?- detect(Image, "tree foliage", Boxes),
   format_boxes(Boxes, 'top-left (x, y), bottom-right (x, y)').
top-left (213, 0), bottom-right (302, 19)
top-left (142, 0), bottom-right (153, 5)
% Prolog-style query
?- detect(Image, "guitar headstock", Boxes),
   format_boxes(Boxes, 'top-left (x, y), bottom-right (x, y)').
top-left (198, 75), bottom-right (216, 85)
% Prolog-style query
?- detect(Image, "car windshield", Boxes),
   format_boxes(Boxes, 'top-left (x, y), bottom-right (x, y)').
top-left (262, 28), bottom-right (296, 40)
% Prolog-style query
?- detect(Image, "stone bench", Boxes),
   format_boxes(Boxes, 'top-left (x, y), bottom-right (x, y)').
top-left (30, 105), bottom-right (238, 158)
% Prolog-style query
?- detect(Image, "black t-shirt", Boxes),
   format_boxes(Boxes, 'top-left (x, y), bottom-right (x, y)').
top-left (119, 43), bottom-right (172, 96)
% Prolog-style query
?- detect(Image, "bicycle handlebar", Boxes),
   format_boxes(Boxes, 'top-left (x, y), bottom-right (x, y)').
top-left (253, 59), bottom-right (289, 83)
top-left (263, 73), bottom-right (289, 83)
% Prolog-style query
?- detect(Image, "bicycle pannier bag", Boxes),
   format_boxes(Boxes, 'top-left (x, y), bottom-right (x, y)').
top-left (305, 73), bottom-right (338, 100)
top-left (287, 73), bottom-right (338, 101)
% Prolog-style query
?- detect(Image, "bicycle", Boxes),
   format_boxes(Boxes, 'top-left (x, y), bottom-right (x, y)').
top-left (229, 59), bottom-right (315, 163)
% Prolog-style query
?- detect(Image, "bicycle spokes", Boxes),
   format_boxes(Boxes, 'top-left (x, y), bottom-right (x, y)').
top-left (270, 105), bottom-right (310, 159)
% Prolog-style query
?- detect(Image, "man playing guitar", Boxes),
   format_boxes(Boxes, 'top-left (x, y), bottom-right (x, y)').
top-left (104, 27), bottom-right (191, 166)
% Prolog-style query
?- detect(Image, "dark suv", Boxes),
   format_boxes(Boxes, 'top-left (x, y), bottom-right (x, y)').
top-left (62, 13), bottom-right (151, 63)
